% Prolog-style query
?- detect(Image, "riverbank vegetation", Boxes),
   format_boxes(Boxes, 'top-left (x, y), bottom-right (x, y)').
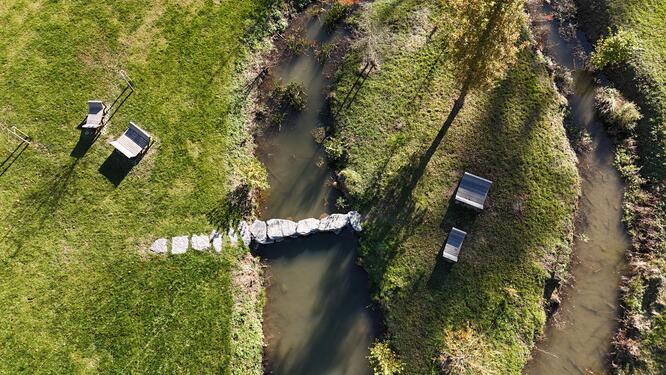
top-left (329, 0), bottom-right (580, 373)
top-left (0, 0), bottom-right (299, 372)
top-left (573, 0), bottom-right (666, 372)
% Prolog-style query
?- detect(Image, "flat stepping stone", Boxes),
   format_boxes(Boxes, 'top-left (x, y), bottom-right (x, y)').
top-left (210, 231), bottom-right (223, 253)
top-left (228, 228), bottom-right (239, 246)
top-left (150, 238), bottom-right (168, 254)
top-left (296, 218), bottom-right (320, 236)
top-left (172, 236), bottom-right (189, 254)
top-left (348, 211), bottom-right (363, 232)
top-left (266, 219), bottom-right (285, 241)
top-left (250, 220), bottom-right (272, 244)
top-left (238, 221), bottom-right (252, 247)
top-left (191, 234), bottom-right (210, 251)
top-left (318, 213), bottom-right (349, 234)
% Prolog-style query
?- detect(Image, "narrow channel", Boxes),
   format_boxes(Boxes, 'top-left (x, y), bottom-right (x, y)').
top-left (524, 2), bottom-right (630, 374)
top-left (254, 8), bottom-right (379, 375)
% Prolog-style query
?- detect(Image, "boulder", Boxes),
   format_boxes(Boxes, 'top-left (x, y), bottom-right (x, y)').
top-left (238, 221), bottom-right (252, 247)
top-left (172, 236), bottom-right (189, 254)
top-left (296, 218), bottom-right (320, 236)
top-left (250, 219), bottom-right (272, 244)
top-left (266, 219), bottom-right (283, 241)
top-left (318, 213), bottom-right (349, 234)
top-left (150, 238), bottom-right (168, 254)
top-left (191, 234), bottom-right (211, 251)
top-left (348, 211), bottom-right (363, 232)
top-left (210, 231), bottom-right (223, 253)
top-left (280, 219), bottom-right (298, 238)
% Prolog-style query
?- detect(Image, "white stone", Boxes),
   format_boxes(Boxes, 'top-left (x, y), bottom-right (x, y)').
top-left (250, 219), bottom-right (272, 244)
top-left (150, 238), bottom-right (168, 254)
top-left (210, 231), bottom-right (223, 253)
top-left (191, 234), bottom-right (210, 251)
top-left (172, 236), bottom-right (189, 254)
top-left (296, 218), bottom-right (320, 236)
top-left (318, 213), bottom-right (349, 234)
top-left (266, 219), bottom-right (285, 241)
top-left (238, 221), bottom-right (252, 247)
top-left (280, 219), bottom-right (298, 238)
top-left (348, 211), bottom-right (363, 232)
top-left (228, 228), bottom-right (239, 246)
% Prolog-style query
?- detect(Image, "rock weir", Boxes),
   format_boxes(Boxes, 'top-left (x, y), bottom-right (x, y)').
top-left (148, 211), bottom-right (363, 255)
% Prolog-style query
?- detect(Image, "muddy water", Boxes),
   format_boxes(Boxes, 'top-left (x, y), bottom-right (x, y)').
top-left (524, 3), bottom-right (630, 374)
top-left (255, 12), bottom-right (378, 375)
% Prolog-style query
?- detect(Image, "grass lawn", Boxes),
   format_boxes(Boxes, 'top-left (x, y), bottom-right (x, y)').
top-left (0, 0), bottom-right (280, 372)
top-left (329, 0), bottom-right (580, 373)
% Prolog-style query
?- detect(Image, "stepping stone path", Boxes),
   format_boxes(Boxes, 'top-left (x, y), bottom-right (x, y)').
top-left (191, 234), bottom-right (210, 251)
top-left (149, 211), bottom-right (363, 255)
top-left (172, 236), bottom-right (189, 255)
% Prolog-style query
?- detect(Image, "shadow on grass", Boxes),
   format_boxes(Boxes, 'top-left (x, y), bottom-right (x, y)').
top-left (2, 159), bottom-right (80, 260)
top-left (98, 150), bottom-right (144, 187)
top-left (428, 194), bottom-right (479, 289)
top-left (70, 130), bottom-right (101, 158)
top-left (0, 141), bottom-right (29, 177)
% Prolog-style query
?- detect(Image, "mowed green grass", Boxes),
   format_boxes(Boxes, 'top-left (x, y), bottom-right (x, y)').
top-left (0, 0), bottom-right (274, 372)
top-left (331, 0), bottom-right (579, 373)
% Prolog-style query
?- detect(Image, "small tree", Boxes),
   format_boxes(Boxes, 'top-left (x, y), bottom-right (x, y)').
top-left (417, 0), bottom-right (525, 172)
top-left (368, 340), bottom-right (404, 375)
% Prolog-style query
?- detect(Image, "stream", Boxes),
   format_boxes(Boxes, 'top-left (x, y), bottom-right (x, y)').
top-left (254, 9), bottom-right (379, 375)
top-left (524, 2), bottom-right (630, 374)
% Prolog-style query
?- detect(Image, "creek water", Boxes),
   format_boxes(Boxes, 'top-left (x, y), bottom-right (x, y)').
top-left (255, 11), bottom-right (378, 375)
top-left (524, 3), bottom-right (630, 374)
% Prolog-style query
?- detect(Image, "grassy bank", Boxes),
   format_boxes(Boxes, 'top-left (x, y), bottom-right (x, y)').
top-left (575, 0), bottom-right (666, 181)
top-left (0, 0), bottom-right (288, 372)
top-left (571, 0), bottom-right (666, 372)
top-left (329, 0), bottom-right (580, 373)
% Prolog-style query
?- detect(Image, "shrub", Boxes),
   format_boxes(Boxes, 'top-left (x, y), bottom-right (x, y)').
top-left (286, 35), bottom-right (311, 55)
top-left (324, 2), bottom-right (352, 29)
top-left (368, 340), bottom-right (404, 375)
top-left (589, 28), bottom-right (637, 70)
top-left (595, 86), bottom-right (642, 136)
top-left (269, 82), bottom-right (307, 128)
top-left (317, 41), bottom-right (336, 63)
top-left (324, 136), bottom-right (345, 161)
top-left (272, 82), bottom-right (307, 111)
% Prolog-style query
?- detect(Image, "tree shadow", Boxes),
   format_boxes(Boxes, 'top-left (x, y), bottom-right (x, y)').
top-left (2, 159), bottom-right (80, 260)
top-left (98, 150), bottom-right (145, 187)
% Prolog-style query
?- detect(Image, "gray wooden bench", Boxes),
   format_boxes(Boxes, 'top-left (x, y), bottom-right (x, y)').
top-left (455, 172), bottom-right (493, 211)
top-left (82, 100), bottom-right (109, 132)
top-left (110, 122), bottom-right (151, 159)
top-left (442, 227), bottom-right (467, 263)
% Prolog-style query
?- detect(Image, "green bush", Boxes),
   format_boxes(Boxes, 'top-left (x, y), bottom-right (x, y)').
top-left (286, 35), bottom-right (311, 55)
top-left (595, 86), bottom-right (643, 135)
top-left (272, 82), bottom-right (307, 111)
top-left (590, 28), bottom-right (637, 70)
top-left (324, 2), bottom-right (352, 29)
top-left (368, 341), bottom-right (404, 375)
